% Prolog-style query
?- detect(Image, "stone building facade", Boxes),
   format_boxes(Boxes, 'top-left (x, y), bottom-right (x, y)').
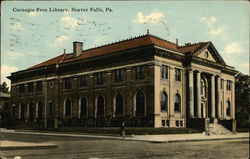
top-left (8, 34), bottom-right (237, 130)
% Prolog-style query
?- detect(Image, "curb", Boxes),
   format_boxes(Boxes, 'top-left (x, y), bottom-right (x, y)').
top-left (0, 144), bottom-right (59, 151)
top-left (1, 130), bottom-right (249, 144)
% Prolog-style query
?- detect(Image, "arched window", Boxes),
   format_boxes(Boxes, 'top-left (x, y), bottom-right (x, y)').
top-left (20, 103), bottom-right (25, 119)
top-left (37, 101), bottom-right (43, 118)
top-left (226, 100), bottom-right (231, 116)
top-left (136, 91), bottom-right (145, 116)
top-left (65, 98), bottom-right (72, 117)
top-left (115, 93), bottom-right (123, 117)
top-left (80, 97), bottom-right (87, 119)
top-left (29, 102), bottom-right (34, 119)
top-left (96, 95), bottom-right (105, 118)
top-left (174, 94), bottom-right (181, 112)
top-left (161, 91), bottom-right (168, 112)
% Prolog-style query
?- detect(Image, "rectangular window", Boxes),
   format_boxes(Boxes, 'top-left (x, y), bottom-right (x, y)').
top-left (175, 68), bottom-right (181, 81)
top-left (135, 66), bottom-right (144, 80)
top-left (226, 80), bottom-right (231, 90)
top-left (64, 78), bottom-right (72, 89)
top-left (96, 72), bottom-right (104, 84)
top-left (115, 69), bottom-right (124, 82)
top-left (180, 121), bottom-right (183, 127)
top-left (28, 82), bottom-right (33, 92)
top-left (176, 120), bottom-right (179, 127)
top-left (166, 120), bottom-right (169, 127)
top-left (19, 84), bottom-right (25, 94)
top-left (79, 75), bottom-right (87, 87)
top-left (162, 120), bottom-right (165, 127)
top-left (48, 102), bottom-right (53, 116)
top-left (221, 79), bottom-right (223, 89)
top-left (161, 65), bottom-right (168, 79)
top-left (36, 81), bottom-right (43, 92)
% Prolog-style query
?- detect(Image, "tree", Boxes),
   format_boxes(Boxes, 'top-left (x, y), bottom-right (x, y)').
top-left (235, 73), bottom-right (250, 128)
top-left (0, 82), bottom-right (9, 93)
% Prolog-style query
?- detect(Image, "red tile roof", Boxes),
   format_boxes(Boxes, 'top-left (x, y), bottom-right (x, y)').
top-left (28, 34), bottom-right (207, 70)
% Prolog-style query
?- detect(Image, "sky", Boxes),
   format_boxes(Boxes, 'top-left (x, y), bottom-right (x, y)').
top-left (1, 1), bottom-right (249, 87)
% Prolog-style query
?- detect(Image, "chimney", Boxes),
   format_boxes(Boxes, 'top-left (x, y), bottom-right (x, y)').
top-left (176, 39), bottom-right (178, 47)
top-left (73, 41), bottom-right (83, 57)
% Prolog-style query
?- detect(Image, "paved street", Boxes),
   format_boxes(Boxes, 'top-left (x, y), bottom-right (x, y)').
top-left (0, 133), bottom-right (249, 159)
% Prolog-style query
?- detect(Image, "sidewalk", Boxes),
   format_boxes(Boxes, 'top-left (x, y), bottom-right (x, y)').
top-left (1, 128), bottom-right (249, 143)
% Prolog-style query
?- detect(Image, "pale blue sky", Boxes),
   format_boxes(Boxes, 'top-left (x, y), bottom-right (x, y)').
top-left (1, 1), bottom-right (249, 86)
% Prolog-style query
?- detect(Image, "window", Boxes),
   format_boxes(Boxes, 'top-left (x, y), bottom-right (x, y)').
top-left (180, 121), bottom-right (183, 127)
top-left (115, 69), bottom-right (124, 82)
top-left (205, 51), bottom-right (209, 58)
top-left (201, 79), bottom-right (206, 96)
top-left (175, 68), bottom-right (181, 81)
top-left (28, 83), bottom-right (33, 92)
top-left (64, 78), bottom-right (72, 89)
top-left (65, 98), bottom-right (72, 117)
top-left (176, 120), bottom-right (179, 127)
top-left (20, 103), bottom-right (25, 119)
top-left (115, 93), bottom-right (124, 117)
top-left (37, 101), bottom-right (43, 118)
top-left (226, 100), bottom-right (231, 116)
top-left (79, 75), bottom-right (87, 87)
top-left (37, 81), bottom-right (43, 92)
top-left (96, 72), bottom-right (104, 84)
top-left (162, 120), bottom-right (165, 127)
top-left (80, 97), bottom-right (87, 119)
top-left (12, 105), bottom-right (16, 118)
top-left (161, 91), bottom-right (168, 112)
top-left (166, 120), bottom-right (169, 127)
top-left (135, 66), bottom-right (144, 80)
top-left (135, 91), bottom-right (145, 116)
top-left (221, 79), bottom-right (223, 89)
top-left (19, 84), bottom-right (25, 93)
top-left (161, 65), bottom-right (168, 79)
top-left (174, 94), bottom-right (181, 112)
top-left (226, 80), bottom-right (231, 90)
top-left (29, 102), bottom-right (34, 119)
top-left (48, 102), bottom-right (53, 116)
top-left (96, 95), bottom-right (105, 118)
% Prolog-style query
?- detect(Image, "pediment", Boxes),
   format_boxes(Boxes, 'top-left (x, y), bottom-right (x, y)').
top-left (197, 48), bottom-right (216, 62)
top-left (193, 42), bottom-right (226, 65)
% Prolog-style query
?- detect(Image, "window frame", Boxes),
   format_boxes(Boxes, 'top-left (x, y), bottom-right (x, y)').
top-left (161, 65), bottom-right (168, 79)
top-left (175, 68), bottom-right (181, 81)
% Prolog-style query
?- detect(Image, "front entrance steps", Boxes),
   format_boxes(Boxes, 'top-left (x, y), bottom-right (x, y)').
top-left (207, 123), bottom-right (233, 135)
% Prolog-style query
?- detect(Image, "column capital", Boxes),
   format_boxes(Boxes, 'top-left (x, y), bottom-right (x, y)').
top-left (169, 66), bottom-right (175, 70)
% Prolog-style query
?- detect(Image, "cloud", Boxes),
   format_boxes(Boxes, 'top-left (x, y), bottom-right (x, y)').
top-left (210, 27), bottom-right (225, 35)
top-left (199, 16), bottom-right (217, 26)
top-left (133, 12), bottom-right (164, 24)
top-left (28, 12), bottom-right (37, 16)
top-left (54, 35), bottom-right (68, 45)
top-left (7, 51), bottom-right (23, 58)
top-left (1, 64), bottom-right (19, 87)
top-left (60, 16), bottom-right (79, 27)
top-left (223, 42), bottom-right (243, 54)
top-left (10, 23), bottom-right (21, 30)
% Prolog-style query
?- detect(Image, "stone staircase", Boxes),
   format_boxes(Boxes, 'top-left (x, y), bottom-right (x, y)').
top-left (207, 123), bottom-right (233, 135)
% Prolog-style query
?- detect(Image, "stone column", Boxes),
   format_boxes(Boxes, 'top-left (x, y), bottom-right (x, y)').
top-left (125, 67), bottom-right (132, 117)
top-left (169, 66), bottom-right (175, 118)
top-left (153, 64), bottom-right (161, 127)
top-left (217, 77), bottom-right (221, 119)
top-left (106, 71), bottom-right (112, 118)
top-left (188, 70), bottom-right (194, 118)
top-left (231, 81), bottom-right (235, 119)
top-left (43, 81), bottom-right (47, 128)
top-left (211, 75), bottom-right (215, 119)
top-left (196, 71), bottom-right (201, 118)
